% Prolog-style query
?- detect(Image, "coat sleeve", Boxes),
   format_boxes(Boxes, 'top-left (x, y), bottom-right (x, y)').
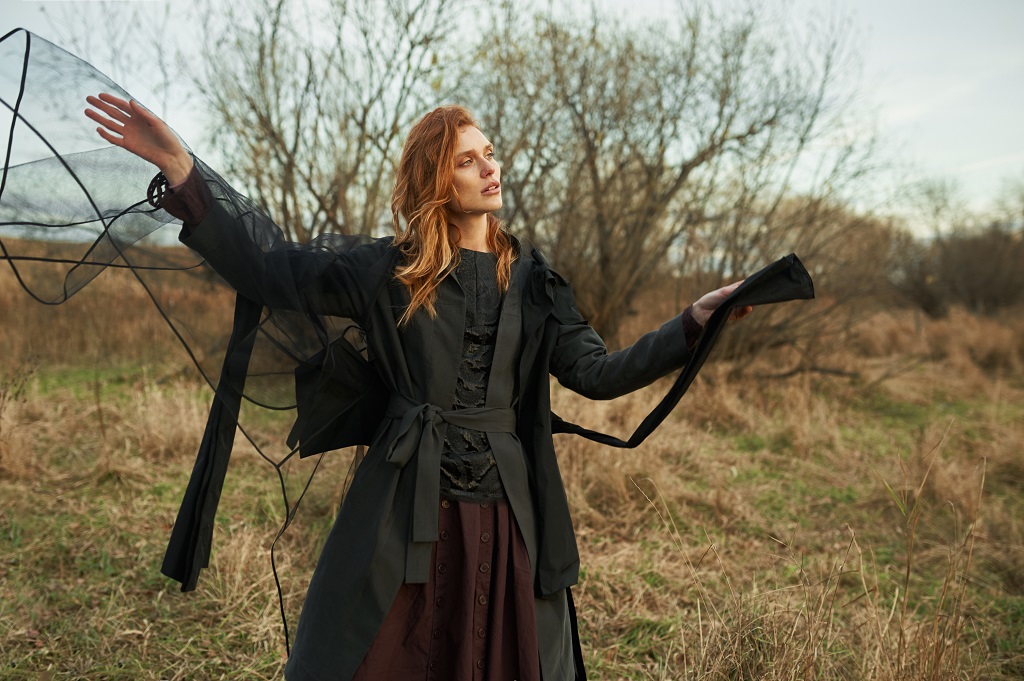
top-left (549, 278), bottom-right (692, 401)
top-left (174, 165), bottom-right (391, 322)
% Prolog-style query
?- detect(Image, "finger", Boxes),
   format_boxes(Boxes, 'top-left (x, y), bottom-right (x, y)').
top-left (84, 107), bottom-right (125, 133)
top-left (96, 92), bottom-right (132, 113)
top-left (86, 95), bottom-right (130, 124)
top-left (95, 126), bottom-right (124, 146)
top-left (91, 94), bottom-right (131, 122)
top-left (128, 99), bottom-right (163, 127)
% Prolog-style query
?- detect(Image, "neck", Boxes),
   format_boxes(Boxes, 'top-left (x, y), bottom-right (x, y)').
top-left (450, 213), bottom-right (490, 252)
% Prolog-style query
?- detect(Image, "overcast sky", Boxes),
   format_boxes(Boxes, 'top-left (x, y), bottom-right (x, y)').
top-left (831, 0), bottom-right (1024, 212)
top-left (3, 0), bottom-right (1023, 214)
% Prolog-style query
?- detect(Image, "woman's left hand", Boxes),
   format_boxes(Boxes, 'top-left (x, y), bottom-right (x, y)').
top-left (691, 281), bottom-right (753, 326)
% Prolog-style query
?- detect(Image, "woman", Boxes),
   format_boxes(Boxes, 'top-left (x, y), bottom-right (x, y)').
top-left (84, 93), bottom-right (752, 681)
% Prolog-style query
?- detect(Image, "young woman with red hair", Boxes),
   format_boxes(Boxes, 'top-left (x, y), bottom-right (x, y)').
top-left (84, 93), bottom-right (751, 681)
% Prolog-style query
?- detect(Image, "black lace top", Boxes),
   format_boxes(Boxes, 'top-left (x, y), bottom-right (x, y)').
top-left (440, 249), bottom-right (507, 502)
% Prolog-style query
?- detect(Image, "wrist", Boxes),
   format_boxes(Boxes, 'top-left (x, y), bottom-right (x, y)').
top-left (161, 153), bottom-right (193, 185)
top-left (690, 304), bottom-right (711, 326)
top-left (681, 305), bottom-right (703, 350)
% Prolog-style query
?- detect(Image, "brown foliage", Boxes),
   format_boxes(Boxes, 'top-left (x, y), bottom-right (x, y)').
top-left (893, 224), bottom-right (1024, 318)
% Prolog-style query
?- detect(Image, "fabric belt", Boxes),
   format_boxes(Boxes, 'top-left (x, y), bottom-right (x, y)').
top-left (384, 393), bottom-right (516, 582)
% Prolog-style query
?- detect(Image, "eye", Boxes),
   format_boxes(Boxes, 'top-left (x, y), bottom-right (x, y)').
top-left (458, 158), bottom-right (472, 167)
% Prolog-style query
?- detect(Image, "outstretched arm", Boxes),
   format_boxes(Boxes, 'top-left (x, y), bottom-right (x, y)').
top-left (551, 280), bottom-right (752, 400)
top-left (84, 93), bottom-right (193, 183)
top-left (83, 93), bottom-right (387, 321)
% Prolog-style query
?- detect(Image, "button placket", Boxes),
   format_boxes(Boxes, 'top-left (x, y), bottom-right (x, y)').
top-left (472, 504), bottom-right (497, 680)
top-left (426, 500), bottom-right (451, 680)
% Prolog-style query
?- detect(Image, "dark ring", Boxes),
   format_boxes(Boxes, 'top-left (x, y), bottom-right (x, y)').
top-left (147, 171), bottom-right (170, 208)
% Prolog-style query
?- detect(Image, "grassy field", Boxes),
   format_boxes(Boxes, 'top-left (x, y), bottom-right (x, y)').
top-left (1, 263), bottom-right (1023, 679)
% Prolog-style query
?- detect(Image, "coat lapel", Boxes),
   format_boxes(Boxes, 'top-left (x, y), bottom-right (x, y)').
top-left (519, 248), bottom-right (556, 396)
top-left (434, 265), bottom-right (468, 409)
top-left (486, 255), bottom-right (525, 407)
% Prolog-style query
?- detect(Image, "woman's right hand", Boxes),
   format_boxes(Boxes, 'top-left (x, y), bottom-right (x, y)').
top-left (85, 93), bottom-right (193, 184)
top-left (690, 280), bottom-right (753, 326)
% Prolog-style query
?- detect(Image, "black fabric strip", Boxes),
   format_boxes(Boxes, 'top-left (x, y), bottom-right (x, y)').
top-left (551, 253), bottom-right (815, 448)
top-left (566, 586), bottom-right (588, 681)
top-left (160, 293), bottom-right (262, 591)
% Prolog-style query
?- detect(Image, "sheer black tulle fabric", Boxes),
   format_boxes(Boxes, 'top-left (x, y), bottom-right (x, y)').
top-left (0, 28), bottom-right (378, 651)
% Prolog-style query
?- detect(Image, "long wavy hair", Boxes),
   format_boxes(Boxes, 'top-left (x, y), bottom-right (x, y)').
top-left (391, 105), bottom-right (515, 326)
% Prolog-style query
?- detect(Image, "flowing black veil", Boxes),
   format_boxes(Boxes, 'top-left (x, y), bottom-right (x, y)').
top-left (0, 28), bottom-right (385, 651)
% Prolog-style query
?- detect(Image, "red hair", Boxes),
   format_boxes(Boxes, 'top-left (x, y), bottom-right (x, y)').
top-left (391, 105), bottom-right (514, 326)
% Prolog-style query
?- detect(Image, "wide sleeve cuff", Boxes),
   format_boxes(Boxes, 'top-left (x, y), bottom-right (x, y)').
top-left (681, 305), bottom-right (702, 351)
top-left (153, 165), bottom-right (213, 232)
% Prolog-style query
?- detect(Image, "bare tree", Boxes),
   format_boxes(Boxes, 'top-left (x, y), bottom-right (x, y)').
top-left (891, 176), bottom-right (1024, 317)
top-left (190, 0), bottom-right (459, 241)
top-left (995, 172), bottom-right (1024, 231)
top-left (467, 2), bottom-right (872, 344)
top-left (42, 1), bottom-right (177, 117)
top-left (43, 0), bottom-right (889, 355)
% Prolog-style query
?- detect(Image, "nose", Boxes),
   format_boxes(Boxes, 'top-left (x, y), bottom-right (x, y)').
top-left (481, 158), bottom-right (497, 177)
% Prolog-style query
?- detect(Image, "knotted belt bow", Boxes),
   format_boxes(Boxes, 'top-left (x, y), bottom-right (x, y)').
top-left (384, 393), bottom-right (516, 583)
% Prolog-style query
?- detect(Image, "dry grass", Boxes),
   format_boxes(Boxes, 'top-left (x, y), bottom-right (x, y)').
top-left (553, 302), bottom-right (1024, 679)
top-left (2, 262), bottom-right (1023, 678)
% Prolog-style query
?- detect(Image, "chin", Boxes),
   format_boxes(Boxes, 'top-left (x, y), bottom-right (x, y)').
top-left (468, 201), bottom-right (502, 215)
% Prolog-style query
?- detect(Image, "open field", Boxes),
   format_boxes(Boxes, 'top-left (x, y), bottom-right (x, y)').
top-left (2, 262), bottom-right (1023, 679)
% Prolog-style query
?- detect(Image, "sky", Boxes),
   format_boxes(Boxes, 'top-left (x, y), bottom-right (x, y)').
top-left (829, 0), bottom-right (1024, 213)
top-left (3, 0), bottom-right (1023, 215)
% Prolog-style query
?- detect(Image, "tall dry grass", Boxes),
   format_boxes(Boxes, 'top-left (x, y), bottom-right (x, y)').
top-left (552, 301), bottom-right (1024, 678)
top-left (0, 243), bottom-right (233, 376)
top-left (2, 255), bottom-right (1023, 678)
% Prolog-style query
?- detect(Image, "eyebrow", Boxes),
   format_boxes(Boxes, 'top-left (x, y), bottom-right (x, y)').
top-left (456, 143), bottom-right (494, 157)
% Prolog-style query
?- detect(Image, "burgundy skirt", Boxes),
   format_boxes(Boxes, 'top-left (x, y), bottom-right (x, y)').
top-left (352, 499), bottom-right (542, 681)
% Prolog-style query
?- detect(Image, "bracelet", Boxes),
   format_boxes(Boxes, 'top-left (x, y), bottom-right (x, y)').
top-left (147, 171), bottom-right (170, 208)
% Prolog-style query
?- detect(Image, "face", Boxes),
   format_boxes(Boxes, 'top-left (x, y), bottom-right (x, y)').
top-left (449, 125), bottom-right (501, 217)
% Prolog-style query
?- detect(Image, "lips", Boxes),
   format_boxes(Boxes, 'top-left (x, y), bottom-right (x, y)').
top-left (482, 182), bottom-right (500, 195)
